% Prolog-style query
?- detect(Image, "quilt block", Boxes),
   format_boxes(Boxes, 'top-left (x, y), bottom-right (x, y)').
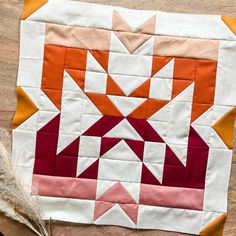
top-left (12, 0), bottom-right (236, 235)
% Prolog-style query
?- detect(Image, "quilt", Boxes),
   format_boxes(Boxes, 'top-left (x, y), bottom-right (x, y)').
top-left (12, 0), bottom-right (236, 235)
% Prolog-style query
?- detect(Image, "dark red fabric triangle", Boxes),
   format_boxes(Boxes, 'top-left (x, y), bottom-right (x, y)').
top-left (39, 113), bottom-right (60, 133)
top-left (100, 137), bottom-right (122, 156)
top-left (77, 159), bottom-right (99, 179)
top-left (125, 139), bottom-right (144, 161)
top-left (58, 137), bottom-right (80, 156)
top-left (188, 126), bottom-right (208, 148)
top-left (141, 163), bottom-right (161, 185)
top-left (165, 145), bottom-right (184, 167)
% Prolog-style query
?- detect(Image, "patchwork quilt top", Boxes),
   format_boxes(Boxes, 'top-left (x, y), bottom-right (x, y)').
top-left (13, 0), bottom-right (236, 235)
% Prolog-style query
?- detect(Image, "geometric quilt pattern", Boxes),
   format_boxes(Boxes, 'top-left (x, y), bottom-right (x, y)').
top-left (13, 1), bottom-right (236, 235)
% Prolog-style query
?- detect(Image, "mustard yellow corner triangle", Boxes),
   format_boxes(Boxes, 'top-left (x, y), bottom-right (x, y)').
top-left (21, 0), bottom-right (48, 20)
top-left (212, 107), bottom-right (236, 149)
top-left (222, 16), bottom-right (236, 35)
top-left (200, 213), bottom-right (227, 236)
top-left (13, 87), bottom-right (39, 129)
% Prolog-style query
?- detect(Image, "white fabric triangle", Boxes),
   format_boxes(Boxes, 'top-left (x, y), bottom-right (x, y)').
top-left (201, 212), bottom-right (223, 229)
top-left (77, 157), bottom-right (98, 176)
top-left (57, 134), bottom-right (78, 155)
top-left (83, 93), bottom-right (102, 115)
top-left (39, 90), bottom-right (60, 112)
top-left (64, 71), bottom-right (101, 115)
top-left (111, 74), bottom-right (148, 96)
top-left (57, 73), bottom-right (82, 154)
top-left (27, 2), bottom-right (48, 21)
top-left (63, 71), bottom-right (101, 138)
top-left (121, 182), bottom-right (140, 203)
top-left (192, 124), bottom-right (211, 145)
top-left (96, 180), bottom-right (117, 199)
top-left (166, 87), bottom-right (193, 164)
top-left (22, 87), bottom-right (40, 107)
top-left (210, 128), bottom-right (228, 149)
top-left (115, 8), bottom-right (156, 32)
top-left (102, 140), bottom-right (140, 162)
top-left (36, 88), bottom-right (60, 131)
top-left (94, 204), bottom-right (135, 228)
top-left (192, 106), bottom-right (213, 126)
top-left (133, 36), bottom-right (154, 56)
top-left (174, 82), bottom-right (194, 102)
top-left (147, 120), bottom-right (168, 141)
top-left (110, 32), bottom-right (130, 54)
top-left (104, 119), bottom-right (143, 141)
top-left (17, 112), bottom-right (39, 131)
top-left (167, 144), bottom-right (188, 166)
top-left (86, 51), bottom-right (106, 73)
top-left (81, 114), bottom-right (102, 134)
top-left (37, 111), bottom-right (59, 131)
top-left (212, 105), bottom-right (233, 124)
top-left (108, 95), bottom-right (146, 117)
top-left (148, 103), bottom-right (170, 122)
top-left (153, 58), bottom-right (175, 79)
top-left (63, 70), bottom-right (81, 92)
top-left (144, 162), bottom-right (164, 183)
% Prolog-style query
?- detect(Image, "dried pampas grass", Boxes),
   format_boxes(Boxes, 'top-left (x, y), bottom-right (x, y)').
top-left (0, 128), bottom-right (48, 236)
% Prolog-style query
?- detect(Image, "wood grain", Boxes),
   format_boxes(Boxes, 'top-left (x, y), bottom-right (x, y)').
top-left (0, 0), bottom-right (236, 235)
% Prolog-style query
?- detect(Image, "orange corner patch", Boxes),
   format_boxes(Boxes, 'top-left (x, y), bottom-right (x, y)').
top-left (212, 107), bottom-right (236, 149)
top-left (21, 0), bottom-right (48, 20)
top-left (199, 213), bottom-right (227, 236)
top-left (13, 87), bottom-right (39, 129)
top-left (222, 16), bottom-right (236, 35)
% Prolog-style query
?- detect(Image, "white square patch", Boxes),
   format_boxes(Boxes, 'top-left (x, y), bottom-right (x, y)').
top-left (149, 78), bottom-right (172, 100)
top-left (143, 141), bottom-right (166, 164)
top-left (79, 136), bottom-right (101, 158)
top-left (84, 71), bottom-right (107, 94)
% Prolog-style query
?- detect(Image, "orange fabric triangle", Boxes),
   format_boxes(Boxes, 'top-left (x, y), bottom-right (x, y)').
top-left (130, 79), bottom-right (150, 98)
top-left (86, 93), bottom-right (122, 117)
top-left (21, 0), bottom-right (48, 19)
top-left (90, 50), bottom-right (109, 72)
top-left (42, 89), bottom-right (62, 111)
top-left (106, 75), bottom-right (125, 96)
top-left (191, 103), bottom-right (212, 123)
top-left (128, 99), bottom-right (168, 120)
top-left (172, 79), bottom-right (193, 99)
top-left (147, 99), bottom-right (169, 118)
top-left (104, 96), bottom-right (123, 117)
top-left (199, 213), bottom-right (227, 236)
top-left (13, 87), bottom-right (39, 128)
top-left (222, 16), bottom-right (236, 35)
top-left (66, 68), bottom-right (86, 91)
top-left (128, 100), bottom-right (148, 120)
top-left (212, 107), bottom-right (236, 149)
top-left (152, 56), bottom-right (173, 77)
top-left (86, 93), bottom-right (106, 114)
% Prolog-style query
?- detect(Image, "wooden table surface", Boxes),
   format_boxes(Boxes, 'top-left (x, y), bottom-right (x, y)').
top-left (0, 0), bottom-right (236, 235)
